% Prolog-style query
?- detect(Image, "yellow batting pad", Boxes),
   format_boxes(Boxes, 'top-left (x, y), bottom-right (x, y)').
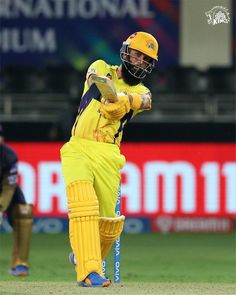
top-left (99, 215), bottom-right (125, 260)
top-left (11, 204), bottom-right (33, 268)
top-left (66, 181), bottom-right (103, 281)
top-left (67, 181), bottom-right (99, 219)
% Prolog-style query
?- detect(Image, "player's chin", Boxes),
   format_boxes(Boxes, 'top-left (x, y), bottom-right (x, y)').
top-left (121, 65), bottom-right (141, 86)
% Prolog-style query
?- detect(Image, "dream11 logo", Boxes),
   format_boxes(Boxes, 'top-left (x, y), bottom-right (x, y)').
top-left (17, 160), bottom-right (236, 217)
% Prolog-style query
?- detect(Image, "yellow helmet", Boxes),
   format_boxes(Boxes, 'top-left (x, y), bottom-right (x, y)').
top-left (120, 32), bottom-right (158, 79)
top-left (125, 32), bottom-right (158, 61)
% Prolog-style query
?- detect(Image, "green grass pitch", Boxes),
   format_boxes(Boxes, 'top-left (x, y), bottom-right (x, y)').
top-left (0, 232), bottom-right (235, 294)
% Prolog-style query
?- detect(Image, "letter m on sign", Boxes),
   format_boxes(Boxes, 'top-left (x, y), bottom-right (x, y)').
top-left (144, 161), bottom-right (196, 214)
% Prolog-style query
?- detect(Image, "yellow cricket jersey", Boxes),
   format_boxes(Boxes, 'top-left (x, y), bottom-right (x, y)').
top-left (71, 59), bottom-right (151, 146)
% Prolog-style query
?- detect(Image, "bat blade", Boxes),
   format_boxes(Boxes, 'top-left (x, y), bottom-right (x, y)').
top-left (91, 75), bottom-right (118, 102)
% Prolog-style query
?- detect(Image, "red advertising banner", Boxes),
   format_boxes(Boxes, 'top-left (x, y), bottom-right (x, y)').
top-left (8, 142), bottom-right (236, 218)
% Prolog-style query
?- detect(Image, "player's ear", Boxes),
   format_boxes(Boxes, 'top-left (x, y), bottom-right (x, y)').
top-left (122, 51), bottom-right (129, 59)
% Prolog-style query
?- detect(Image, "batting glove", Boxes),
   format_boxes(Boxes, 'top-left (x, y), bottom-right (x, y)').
top-left (100, 93), bottom-right (130, 121)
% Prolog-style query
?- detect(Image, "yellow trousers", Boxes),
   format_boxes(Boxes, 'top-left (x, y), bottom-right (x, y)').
top-left (60, 136), bottom-right (125, 217)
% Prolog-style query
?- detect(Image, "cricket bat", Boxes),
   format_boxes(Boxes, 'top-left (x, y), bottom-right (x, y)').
top-left (90, 75), bottom-right (118, 102)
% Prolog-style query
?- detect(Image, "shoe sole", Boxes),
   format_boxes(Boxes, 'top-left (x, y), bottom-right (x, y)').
top-left (79, 281), bottom-right (110, 288)
top-left (15, 272), bottom-right (28, 277)
top-left (9, 271), bottom-right (28, 277)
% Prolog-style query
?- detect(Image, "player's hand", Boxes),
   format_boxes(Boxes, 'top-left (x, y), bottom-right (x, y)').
top-left (100, 93), bottom-right (130, 121)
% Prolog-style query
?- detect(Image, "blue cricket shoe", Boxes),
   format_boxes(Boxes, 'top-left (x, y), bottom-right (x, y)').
top-left (69, 252), bottom-right (110, 287)
top-left (79, 272), bottom-right (110, 287)
top-left (9, 265), bottom-right (29, 276)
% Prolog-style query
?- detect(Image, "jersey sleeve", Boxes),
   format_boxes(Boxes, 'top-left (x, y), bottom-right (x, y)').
top-left (2, 145), bottom-right (18, 187)
top-left (130, 84), bottom-right (152, 116)
top-left (5, 162), bottom-right (18, 186)
top-left (0, 145), bottom-right (18, 210)
top-left (131, 84), bottom-right (151, 96)
top-left (86, 60), bottom-right (108, 80)
top-left (81, 60), bottom-right (109, 95)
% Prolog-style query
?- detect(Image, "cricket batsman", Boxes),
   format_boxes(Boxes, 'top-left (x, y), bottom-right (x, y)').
top-left (0, 124), bottom-right (33, 276)
top-left (60, 32), bottom-right (158, 287)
